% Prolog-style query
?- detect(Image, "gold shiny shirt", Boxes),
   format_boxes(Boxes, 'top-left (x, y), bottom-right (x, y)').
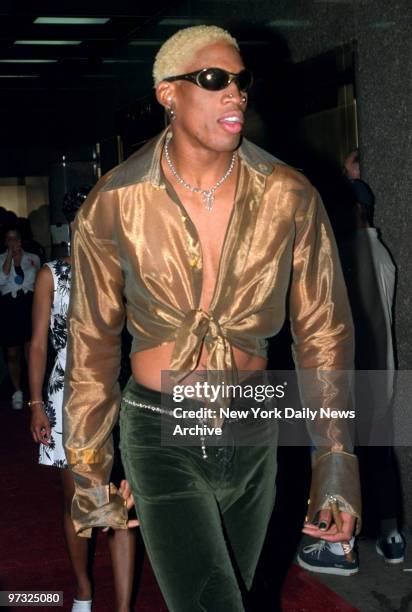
top-left (64, 129), bottom-right (360, 536)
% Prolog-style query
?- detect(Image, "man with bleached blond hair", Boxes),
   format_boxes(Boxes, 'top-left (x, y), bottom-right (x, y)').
top-left (64, 25), bottom-right (361, 611)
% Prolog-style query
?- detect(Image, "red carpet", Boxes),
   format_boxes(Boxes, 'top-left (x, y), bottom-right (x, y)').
top-left (1, 402), bottom-right (358, 611)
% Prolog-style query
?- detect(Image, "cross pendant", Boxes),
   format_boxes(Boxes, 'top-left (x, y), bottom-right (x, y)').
top-left (202, 190), bottom-right (214, 211)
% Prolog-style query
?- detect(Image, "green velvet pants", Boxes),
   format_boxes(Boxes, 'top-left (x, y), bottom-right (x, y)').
top-left (119, 378), bottom-right (277, 612)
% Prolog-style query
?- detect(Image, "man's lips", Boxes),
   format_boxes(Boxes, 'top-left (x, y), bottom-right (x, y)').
top-left (217, 112), bottom-right (244, 134)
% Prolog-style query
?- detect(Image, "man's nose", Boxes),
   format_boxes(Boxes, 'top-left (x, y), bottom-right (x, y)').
top-left (223, 80), bottom-right (244, 102)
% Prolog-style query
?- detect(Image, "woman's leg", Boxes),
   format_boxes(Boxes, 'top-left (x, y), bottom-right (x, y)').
top-left (107, 527), bottom-right (136, 612)
top-left (60, 468), bottom-right (92, 601)
top-left (108, 418), bottom-right (137, 612)
top-left (6, 345), bottom-right (21, 391)
top-left (24, 340), bottom-right (30, 365)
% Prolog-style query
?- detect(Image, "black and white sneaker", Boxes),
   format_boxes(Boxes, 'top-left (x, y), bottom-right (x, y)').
top-left (376, 534), bottom-right (406, 564)
top-left (297, 540), bottom-right (359, 576)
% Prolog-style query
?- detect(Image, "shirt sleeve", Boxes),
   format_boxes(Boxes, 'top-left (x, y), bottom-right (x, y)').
top-left (0, 254), bottom-right (10, 285)
top-left (63, 186), bottom-right (128, 537)
top-left (289, 184), bottom-right (361, 531)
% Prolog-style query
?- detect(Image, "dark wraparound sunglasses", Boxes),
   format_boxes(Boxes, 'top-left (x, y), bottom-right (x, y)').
top-left (164, 67), bottom-right (253, 92)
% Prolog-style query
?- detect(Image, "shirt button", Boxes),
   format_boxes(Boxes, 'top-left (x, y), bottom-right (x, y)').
top-left (189, 257), bottom-right (199, 268)
top-left (258, 162), bottom-right (269, 172)
top-left (181, 215), bottom-right (187, 222)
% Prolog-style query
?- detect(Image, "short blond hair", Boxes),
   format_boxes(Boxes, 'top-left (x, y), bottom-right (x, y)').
top-left (153, 25), bottom-right (239, 86)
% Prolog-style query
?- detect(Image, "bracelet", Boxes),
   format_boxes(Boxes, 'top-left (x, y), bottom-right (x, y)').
top-left (28, 400), bottom-right (45, 407)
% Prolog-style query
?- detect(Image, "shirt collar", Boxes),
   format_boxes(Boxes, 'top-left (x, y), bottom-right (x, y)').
top-left (101, 127), bottom-right (284, 193)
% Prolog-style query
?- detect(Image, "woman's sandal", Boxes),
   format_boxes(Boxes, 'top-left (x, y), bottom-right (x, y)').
top-left (71, 599), bottom-right (92, 612)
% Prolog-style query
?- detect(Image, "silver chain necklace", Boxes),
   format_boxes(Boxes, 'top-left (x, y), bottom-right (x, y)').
top-left (164, 139), bottom-right (236, 211)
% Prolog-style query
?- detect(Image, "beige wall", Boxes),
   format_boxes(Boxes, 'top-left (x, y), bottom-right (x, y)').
top-left (26, 177), bottom-right (49, 216)
top-left (0, 181), bottom-right (27, 217)
top-left (1, 177), bottom-right (51, 253)
top-left (0, 176), bottom-right (49, 218)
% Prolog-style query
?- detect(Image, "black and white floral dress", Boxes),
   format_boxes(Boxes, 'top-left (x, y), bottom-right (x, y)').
top-left (39, 259), bottom-right (71, 468)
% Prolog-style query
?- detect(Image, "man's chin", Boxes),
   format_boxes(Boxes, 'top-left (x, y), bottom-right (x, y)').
top-left (210, 132), bottom-right (242, 153)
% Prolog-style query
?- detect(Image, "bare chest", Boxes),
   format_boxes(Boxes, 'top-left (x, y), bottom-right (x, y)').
top-left (174, 186), bottom-right (236, 311)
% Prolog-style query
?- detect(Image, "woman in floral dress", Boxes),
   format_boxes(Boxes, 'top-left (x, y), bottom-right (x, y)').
top-left (28, 189), bottom-right (136, 612)
top-left (36, 257), bottom-right (70, 467)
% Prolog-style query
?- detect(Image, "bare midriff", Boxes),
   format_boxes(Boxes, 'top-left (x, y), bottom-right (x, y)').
top-left (131, 343), bottom-right (267, 391)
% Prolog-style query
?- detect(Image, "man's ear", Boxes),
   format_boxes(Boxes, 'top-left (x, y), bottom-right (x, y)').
top-left (156, 81), bottom-right (175, 110)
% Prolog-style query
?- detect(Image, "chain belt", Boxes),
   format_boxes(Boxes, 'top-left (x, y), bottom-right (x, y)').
top-left (122, 396), bottom-right (208, 459)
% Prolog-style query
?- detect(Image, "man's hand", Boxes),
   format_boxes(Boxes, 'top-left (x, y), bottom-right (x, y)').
top-left (101, 479), bottom-right (139, 532)
top-left (119, 479), bottom-right (139, 528)
top-left (302, 508), bottom-right (356, 543)
top-left (30, 405), bottom-right (51, 446)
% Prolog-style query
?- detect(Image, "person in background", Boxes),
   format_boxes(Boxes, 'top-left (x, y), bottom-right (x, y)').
top-left (0, 208), bottom-right (8, 385)
top-left (19, 217), bottom-right (47, 265)
top-left (0, 206), bottom-right (9, 236)
top-left (28, 188), bottom-right (137, 612)
top-left (0, 208), bottom-right (18, 236)
top-left (343, 148), bottom-right (375, 226)
top-left (341, 158), bottom-right (405, 565)
top-left (298, 150), bottom-right (405, 575)
top-left (0, 225), bottom-right (40, 409)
